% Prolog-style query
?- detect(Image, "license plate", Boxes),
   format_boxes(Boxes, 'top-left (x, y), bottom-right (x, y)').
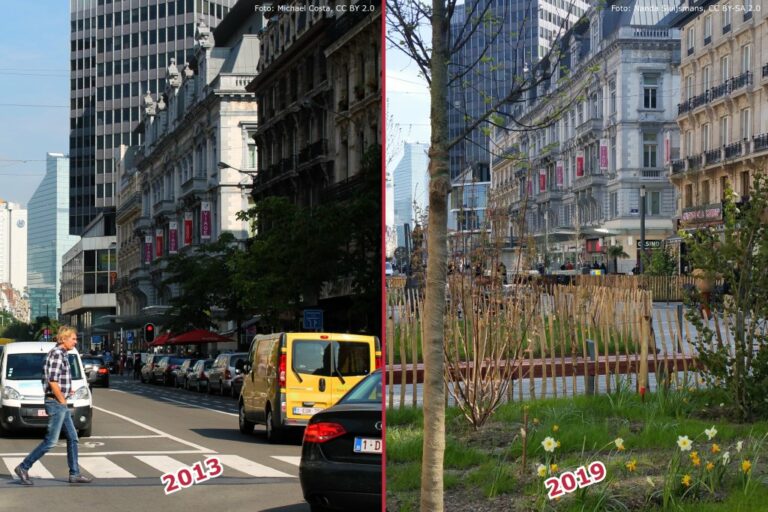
top-left (293, 407), bottom-right (322, 416)
top-left (354, 437), bottom-right (381, 454)
top-left (37, 409), bottom-right (47, 417)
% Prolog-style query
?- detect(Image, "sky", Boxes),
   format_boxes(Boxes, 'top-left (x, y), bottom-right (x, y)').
top-left (385, 44), bottom-right (431, 226)
top-left (0, 2), bottom-right (70, 207)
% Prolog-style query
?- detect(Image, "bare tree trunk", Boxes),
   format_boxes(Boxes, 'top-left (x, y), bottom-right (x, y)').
top-left (420, 2), bottom-right (450, 510)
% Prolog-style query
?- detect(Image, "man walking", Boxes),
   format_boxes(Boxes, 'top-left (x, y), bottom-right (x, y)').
top-left (14, 326), bottom-right (93, 485)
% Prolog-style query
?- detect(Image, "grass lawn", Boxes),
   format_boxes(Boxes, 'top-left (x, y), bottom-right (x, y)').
top-left (386, 385), bottom-right (768, 511)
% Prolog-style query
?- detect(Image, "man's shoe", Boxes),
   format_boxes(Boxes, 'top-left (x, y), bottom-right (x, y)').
top-left (68, 474), bottom-right (93, 484)
top-left (14, 465), bottom-right (32, 485)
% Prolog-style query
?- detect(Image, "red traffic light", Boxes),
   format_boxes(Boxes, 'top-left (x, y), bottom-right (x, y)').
top-left (144, 323), bottom-right (156, 342)
top-left (147, 325), bottom-right (154, 332)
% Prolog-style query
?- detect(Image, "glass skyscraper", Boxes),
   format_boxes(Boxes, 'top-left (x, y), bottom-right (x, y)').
top-left (392, 142), bottom-right (430, 249)
top-left (27, 153), bottom-right (80, 320)
top-left (68, 0), bottom-right (235, 235)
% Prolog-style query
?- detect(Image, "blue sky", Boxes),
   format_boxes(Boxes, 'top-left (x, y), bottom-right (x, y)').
top-left (0, 2), bottom-right (70, 207)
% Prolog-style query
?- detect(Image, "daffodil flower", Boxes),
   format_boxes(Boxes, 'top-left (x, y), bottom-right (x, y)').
top-left (711, 443), bottom-right (720, 454)
top-left (741, 460), bottom-right (752, 473)
top-left (550, 463), bottom-right (558, 473)
top-left (681, 474), bottom-right (692, 487)
top-left (552, 424), bottom-right (559, 432)
top-left (704, 426), bottom-right (717, 440)
top-left (625, 459), bottom-right (637, 472)
top-left (537, 464), bottom-right (547, 478)
top-left (736, 440), bottom-right (743, 453)
top-left (542, 436), bottom-right (557, 452)
top-left (706, 461), bottom-right (715, 471)
top-left (722, 451), bottom-right (731, 464)
top-left (614, 437), bottom-right (625, 451)
top-left (677, 435), bottom-right (693, 452)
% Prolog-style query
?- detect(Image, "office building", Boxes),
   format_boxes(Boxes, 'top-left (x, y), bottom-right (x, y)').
top-left (0, 200), bottom-right (27, 294)
top-left (27, 153), bottom-right (80, 320)
top-left (68, 0), bottom-right (235, 235)
top-left (392, 142), bottom-right (429, 249)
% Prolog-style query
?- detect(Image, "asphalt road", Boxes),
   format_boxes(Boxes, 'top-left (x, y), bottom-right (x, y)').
top-left (0, 375), bottom-right (309, 512)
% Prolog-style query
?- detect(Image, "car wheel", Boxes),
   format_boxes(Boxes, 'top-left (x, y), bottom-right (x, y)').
top-left (239, 402), bottom-right (254, 434)
top-left (265, 408), bottom-right (282, 444)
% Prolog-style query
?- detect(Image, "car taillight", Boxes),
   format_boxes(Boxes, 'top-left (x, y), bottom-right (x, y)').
top-left (98, 368), bottom-right (108, 374)
top-left (225, 369), bottom-right (231, 380)
top-left (279, 353), bottom-right (286, 388)
top-left (304, 422), bottom-right (347, 443)
top-left (375, 354), bottom-right (382, 370)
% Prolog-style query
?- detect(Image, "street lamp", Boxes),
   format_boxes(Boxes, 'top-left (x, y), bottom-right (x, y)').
top-left (639, 185), bottom-right (646, 274)
top-left (217, 161), bottom-right (257, 175)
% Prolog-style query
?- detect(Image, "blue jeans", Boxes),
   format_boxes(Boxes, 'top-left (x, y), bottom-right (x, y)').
top-left (20, 399), bottom-right (80, 476)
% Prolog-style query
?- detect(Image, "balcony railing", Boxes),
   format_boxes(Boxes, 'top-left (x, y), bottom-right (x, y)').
top-left (704, 148), bottom-right (721, 164)
top-left (671, 159), bottom-right (685, 174)
top-left (710, 82), bottom-right (729, 100)
top-left (724, 141), bottom-right (742, 159)
top-left (723, 23), bottom-right (731, 34)
top-left (687, 154), bottom-right (702, 170)
top-left (678, 100), bottom-right (691, 115)
top-left (731, 71), bottom-right (752, 91)
top-left (763, 63), bottom-right (768, 78)
top-left (754, 133), bottom-right (768, 152)
top-left (690, 90), bottom-right (709, 109)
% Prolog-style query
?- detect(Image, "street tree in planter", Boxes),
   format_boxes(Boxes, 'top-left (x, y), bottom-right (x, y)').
top-left (387, 1), bottom-right (588, 508)
top-left (606, 244), bottom-right (629, 274)
top-left (681, 178), bottom-right (768, 420)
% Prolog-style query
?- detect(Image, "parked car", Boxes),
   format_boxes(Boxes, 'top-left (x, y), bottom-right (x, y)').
top-left (299, 369), bottom-right (382, 512)
top-left (81, 355), bottom-right (110, 388)
top-left (231, 372), bottom-right (244, 398)
top-left (207, 352), bottom-right (248, 396)
top-left (238, 332), bottom-right (381, 443)
top-left (174, 358), bottom-right (200, 388)
top-left (186, 359), bottom-right (214, 392)
top-left (152, 356), bottom-right (191, 386)
top-left (140, 353), bottom-right (166, 383)
top-left (0, 341), bottom-right (93, 437)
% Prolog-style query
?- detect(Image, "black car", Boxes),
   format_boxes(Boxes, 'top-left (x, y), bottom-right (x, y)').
top-left (299, 370), bottom-right (382, 512)
top-left (174, 359), bottom-right (200, 388)
top-left (81, 355), bottom-right (110, 388)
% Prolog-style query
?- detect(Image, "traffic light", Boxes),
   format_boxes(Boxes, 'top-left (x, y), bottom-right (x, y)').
top-left (144, 323), bottom-right (155, 343)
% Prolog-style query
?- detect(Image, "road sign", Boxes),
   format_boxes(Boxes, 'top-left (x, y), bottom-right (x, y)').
top-left (125, 332), bottom-right (134, 344)
top-left (92, 335), bottom-right (102, 343)
top-left (303, 309), bottom-right (323, 331)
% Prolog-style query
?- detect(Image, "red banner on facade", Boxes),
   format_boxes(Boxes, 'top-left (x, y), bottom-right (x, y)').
top-left (664, 132), bottom-right (670, 165)
top-left (168, 221), bottom-right (178, 254)
top-left (539, 168), bottom-right (546, 191)
top-left (144, 235), bottom-right (152, 264)
top-left (201, 201), bottom-right (211, 240)
top-left (599, 139), bottom-right (608, 171)
top-left (576, 151), bottom-right (585, 177)
top-left (155, 229), bottom-right (163, 258)
top-left (184, 212), bottom-right (193, 245)
top-left (526, 177), bottom-right (532, 197)
top-left (556, 160), bottom-right (564, 187)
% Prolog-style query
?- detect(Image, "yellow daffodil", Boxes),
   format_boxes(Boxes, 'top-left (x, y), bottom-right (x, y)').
top-left (550, 464), bottom-right (558, 473)
top-left (690, 451), bottom-right (698, 459)
top-left (542, 437), bottom-right (557, 453)
top-left (711, 443), bottom-right (720, 454)
top-left (552, 424), bottom-right (559, 432)
top-left (533, 417), bottom-right (540, 426)
top-left (556, 440), bottom-right (561, 448)
top-left (625, 459), bottom-right (637, 472)
top-left (537, 464), bottom-right (547, 477)
top-left (692, 456), bottom-right (701, 467)
top-left (741, 460), bottom-right (752, 474)
top-left (681, 474), bottom-right (692, 487)
top-left (614, 437), bottom-right (625, 451)
top-left (704, 426), bottom-right (717, 440)
top-left (706, 461), bottom-right (715, 472)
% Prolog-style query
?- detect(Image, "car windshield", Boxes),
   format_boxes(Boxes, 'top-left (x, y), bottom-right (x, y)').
top-left (5, 353), bottom-right (83, 380)
top-left (292, 340), bottom-right (370, 377)
top-left (81, 357), bottom-right (104, 366)
top-left (339, 371), bottom-right (381, 404)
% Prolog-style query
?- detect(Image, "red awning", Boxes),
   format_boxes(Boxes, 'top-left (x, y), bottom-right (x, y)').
top-left (167, 329), bottom-right (233, 345)
top-left (148, 332), bottom-right (174, 346)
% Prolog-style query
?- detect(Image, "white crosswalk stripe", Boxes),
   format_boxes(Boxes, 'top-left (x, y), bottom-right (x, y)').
top-left (271, 455), bottom-right (301, 467)
top-left (134, 455), bottom-right (188, 475)
top-left (3, 454), bottom-right (297, 481)
top-left (4, 457), bottom-right (55, 479)
top-left (78, 456), bottom-right (135, 478)
top-left (216, 455), bottom-right (295, 478)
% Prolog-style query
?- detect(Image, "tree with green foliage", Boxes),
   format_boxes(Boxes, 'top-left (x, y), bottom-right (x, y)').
top-left (641, 246), bottom-right (677, 276)
top-left (606, 244), bottom-right (629, 274)
top-left (681, 177), bottom-right (768, 420)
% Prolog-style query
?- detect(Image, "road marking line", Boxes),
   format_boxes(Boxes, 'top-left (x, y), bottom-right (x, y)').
top-left (148, 396), bottom-right (238, 417)
top-left (78, 456), bottom-right (135, 478)
top-left (87, 435), bottom-right (165, 439)
top-left (4, 457), bottom-right (55, 479)
top-left (216, 454), bottom-right (295, 478)
top-left (135, 455), bottom-right (187, 474)
top-left (92, 406), bottom-right (215, 453)
top-left (0, 450), bottom-right (216, 457)
top-left (271, 455), bottom-right (301, 467)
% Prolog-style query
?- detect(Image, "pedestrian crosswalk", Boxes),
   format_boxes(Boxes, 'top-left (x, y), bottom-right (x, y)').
top-left (3, 454), bottom-right (299, 482)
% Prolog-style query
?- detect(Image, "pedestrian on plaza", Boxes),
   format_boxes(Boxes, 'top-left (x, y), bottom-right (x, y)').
top-left (600, 262), bottom-right (607, 274)
top-left (133, 353), bottom-right (142, 380)
top-left (118, 352), bottom-right (126, 376)
top-left (14, 326), bottom-right (93, 486)
top-left (565, 261), bottom-right (574, 270)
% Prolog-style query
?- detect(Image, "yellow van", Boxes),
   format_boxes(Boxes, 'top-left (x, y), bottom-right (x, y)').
top-left (237, 332), bottom-right (380, 443)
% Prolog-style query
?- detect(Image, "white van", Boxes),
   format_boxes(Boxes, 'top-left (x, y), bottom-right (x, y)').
top-left (0, 342), bottom-right (92, 436)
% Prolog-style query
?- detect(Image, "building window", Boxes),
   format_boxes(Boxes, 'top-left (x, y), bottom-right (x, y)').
top-left (685, 183), bottom-right (693, 208)
top-left (702, 123), bottom-right (711, 151)
top-left (704, 14), bottom-right (712, 44)
top-left (744, 0), bottom-right (752, 19)
top-left (702, 65), bottom-right (711, 91)
top-left (686, 130), bottom-right (693, 157)
top-left (723, 4), bottom-right (732, 32)
top-left (741, 44), bottom-right (751, 74)
top-left (643, 133), bottom-right (657, 167)
top-left (740, 108), bottom-right (751, 139)
top-left (741, 170), bottom-right (750, 196)
top-left (591, 19), bottom-right (599, 54)
top-left (610, 192), bottom-right (618, 217)
top-left (687, 26), bottom-right (695, 53)
top-left (720, 55), bottom-right (730, 83)
top-left (686, 75), bottom-right (694, 99)
top-left (702, 180), bottom-right (710, 205)
top-left (609, 79), bottom-right (616, 114)
top-left (720, 176), bottom-right (729, 199)
top-left (642, 74), bottom-right (658, 109)
top-left (720, 116), bottom-right (730, 146)
top-left (648, 191), bottom-right (661, 215)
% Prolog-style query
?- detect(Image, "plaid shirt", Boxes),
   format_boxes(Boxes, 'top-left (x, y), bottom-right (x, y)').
top-left (43, 346), bottom-right (71, 397)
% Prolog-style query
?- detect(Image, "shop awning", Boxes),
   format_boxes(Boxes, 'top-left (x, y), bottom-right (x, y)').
top-left (168, 329), bottom-right (233, 345)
